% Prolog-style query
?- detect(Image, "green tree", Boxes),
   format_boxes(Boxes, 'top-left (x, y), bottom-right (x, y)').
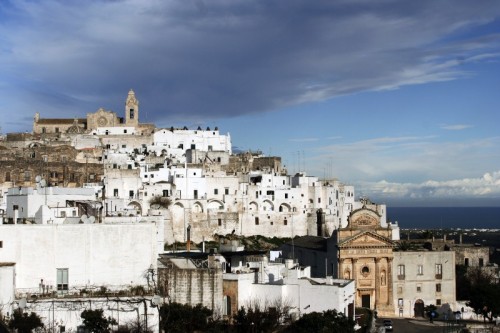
top-left (159, 302), bottom-right (213, 333)
top-left (284, 309), bottom-right (355, 333)
top-left (465, 267), bottom-right (500, 322)
top-left (81, 309), bottom-right (117, 333)
top-left (8, 309), bottom-right (44, 333)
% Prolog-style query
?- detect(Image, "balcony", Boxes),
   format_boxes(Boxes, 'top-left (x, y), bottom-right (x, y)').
top-left (435, 274), bottom-right (442, 279)
top-left (397, 275), bottom-right (405, 280)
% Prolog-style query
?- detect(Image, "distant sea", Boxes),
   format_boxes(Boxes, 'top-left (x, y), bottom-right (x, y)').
top-left (387, 207), bottom-right (500, 229)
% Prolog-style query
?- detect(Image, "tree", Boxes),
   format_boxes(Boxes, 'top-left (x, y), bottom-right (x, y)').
top-left (284, 309), bottom-right (355, 333)
top-left (149, 196), bottom-right (172, 209)
top-left (159, 302), bottom-right (213, 333)
top-left (81, 309), bottom-right (117, 333)
top-left (464, 267), bottom-right (500, 322)
top-left (8, 309), bottom-right (44, 333)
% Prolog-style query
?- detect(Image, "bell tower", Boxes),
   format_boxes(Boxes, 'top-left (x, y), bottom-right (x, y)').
top-left (125, 89), bottom-right (139, 126)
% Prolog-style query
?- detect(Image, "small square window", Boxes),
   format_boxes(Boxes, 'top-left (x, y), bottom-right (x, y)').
top-left (417, 285), bottom-right (421, 293)
top-left (0, 241), bottom-right (3, 248)
top-left (436, 299), bottom-right (442, 306)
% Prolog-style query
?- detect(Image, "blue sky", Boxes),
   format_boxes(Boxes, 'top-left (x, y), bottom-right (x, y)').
top-left (1, 0), bottom-right (500, 206)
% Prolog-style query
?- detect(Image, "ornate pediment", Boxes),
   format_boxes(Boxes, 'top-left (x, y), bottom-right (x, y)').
top-left (347, 207), bottom-right (381, 229)
top-left (338, 231), bottom-right (393, 248)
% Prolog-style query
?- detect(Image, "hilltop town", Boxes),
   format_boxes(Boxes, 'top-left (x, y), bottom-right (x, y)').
top-left (1, 91), bottom-right (498, 332)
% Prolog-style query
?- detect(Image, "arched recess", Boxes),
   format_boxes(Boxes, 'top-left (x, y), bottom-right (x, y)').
top-left (279, 203), bottom-right (291, 213)
top-left (414, 299), bottom-right (425, 317)
top-left (248, 201), bottom-right (258, 211)
top-left (192, 201), bottom-right (204, 213)
top-left (343, 269), bottom-right (351, 279)
top-left (208, 199), bottom-right (224, 211)
top-left (127, 201), bottom-right (142, 215)
top-left (262, 200), bottom-right (274, 211)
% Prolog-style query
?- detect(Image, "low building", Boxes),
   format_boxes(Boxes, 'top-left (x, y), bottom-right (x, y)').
top-left (392, 250), bottom-right (456, 317)
top-left (157, 253), bottom-right (224, 313)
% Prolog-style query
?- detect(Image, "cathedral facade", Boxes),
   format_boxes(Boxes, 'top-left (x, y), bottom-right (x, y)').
top-left (337, 202), bottom-right (395, 316)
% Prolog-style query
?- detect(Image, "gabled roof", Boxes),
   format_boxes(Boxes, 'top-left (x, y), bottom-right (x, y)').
top-left (338, 231), bottom-right (393, 248)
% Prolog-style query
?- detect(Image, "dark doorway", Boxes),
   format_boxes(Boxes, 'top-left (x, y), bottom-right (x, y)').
top-left (414, 299), bottom-right (425, 317)
top-left (361, 294), bottom-right (371, 308)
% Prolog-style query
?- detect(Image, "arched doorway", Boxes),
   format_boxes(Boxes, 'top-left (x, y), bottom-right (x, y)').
top-left (414, 299), bottom-right (425, 317)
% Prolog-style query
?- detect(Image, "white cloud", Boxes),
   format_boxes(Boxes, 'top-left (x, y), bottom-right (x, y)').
top-left (289, 138), bottom-right (319, 142)
top-left (309, 136), bottom-right (500, 183)
top-left (1, 1), bottom-right (500, 131)
top-left (356, 170), bottom-right (500, 201)
top-left (441, 124), bottom-right (473, 130)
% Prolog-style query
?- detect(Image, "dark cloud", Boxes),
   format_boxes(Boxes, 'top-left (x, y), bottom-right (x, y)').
top-left (1, 0), bottom-right (500, 131)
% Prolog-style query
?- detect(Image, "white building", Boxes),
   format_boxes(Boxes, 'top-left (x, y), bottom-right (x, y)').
top-left (223, 255), bottom-right (356, 320)
top-left (5, 186), bottom-right (98, 224)
top-left (0, 223), bottom-right (158, 317)
top-left (392, 250), bottom-right (456, 317)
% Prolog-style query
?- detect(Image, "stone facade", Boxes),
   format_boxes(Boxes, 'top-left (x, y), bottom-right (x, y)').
top-left (337, 203), bottom-right (395, 316)
top-left (157, 255), bottom-right (224, 312)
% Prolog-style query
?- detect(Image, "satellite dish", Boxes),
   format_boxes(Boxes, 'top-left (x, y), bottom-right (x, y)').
top-left (35, 175), bottom-right (41, 183)
top-left (80, 215), bottom-right (95, 224)
top-left (88, 216), bottom-right (95, 224)
top-left (40, 179), bottom-right (46, 188)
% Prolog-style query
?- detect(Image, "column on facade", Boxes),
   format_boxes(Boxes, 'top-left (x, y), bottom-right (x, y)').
top-left (339, 258), bottom-right (345, 279)
top-left (374, 257), bottom-right (381, 308)
top-left (387, 257), bottom-right (393, 305)
top-left (352, 258), bottom-right (358, 281)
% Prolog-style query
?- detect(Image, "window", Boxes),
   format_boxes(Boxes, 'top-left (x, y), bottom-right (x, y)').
top-left (284, 218), bottom-right (287, 226)
top-left (194, 190), bottom-right (198, 199)
top-left (55, 127), bottom-right (59, 133)
top-left (435, 264), bottom-right (442, 278)
top-left (124, 129), bottom-right (127, 134)
top-left (398, 265), bottom-right (405, 280)
top-left (60, 211), bottom-right (66, 218)
top-left (129, 190), bottom-right (134, 199)
top-left (191, 144), bottom-right (195, 149)
top-left (122, 144), bottom-right (126, 148)
top-left (214, 189), bottom-right (219, 195)
top-left (0, 241), bottom-right (3, 248)
top-left (130, 109), bottom-right (135, 119)
top-left (163, 190), bottom-right (169, 197)
top-left (479, 258), bottom-right (484, 267)
top-left (417, 265), bottom-right (423, 275)
top-left (285, 193), bottom-right (288, 199)
top-left (114, 189), bottom-right (119, 197)
top-left (57, 268), bottom-right (69, 293)
top-left (464, 258), bottom-right (469, 266)
top-left (436, 299), bottom-right (442, 306)
top-left (5, 171), bottom-right (10, 182)
top-left (318, 198), bottom-right (321, 203)
top-left (436, 283), bottom-right (441, 292)
top-left (24, 171), bottom-right (31, 181)
top-left (255, 217), bottom-right (259, 225)
top-left (416, 285), bottom-right (421, 293)
top-left (225, 188), bottom-right (229, 195)
top-left (218, 218), bottom-right (222, 226)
